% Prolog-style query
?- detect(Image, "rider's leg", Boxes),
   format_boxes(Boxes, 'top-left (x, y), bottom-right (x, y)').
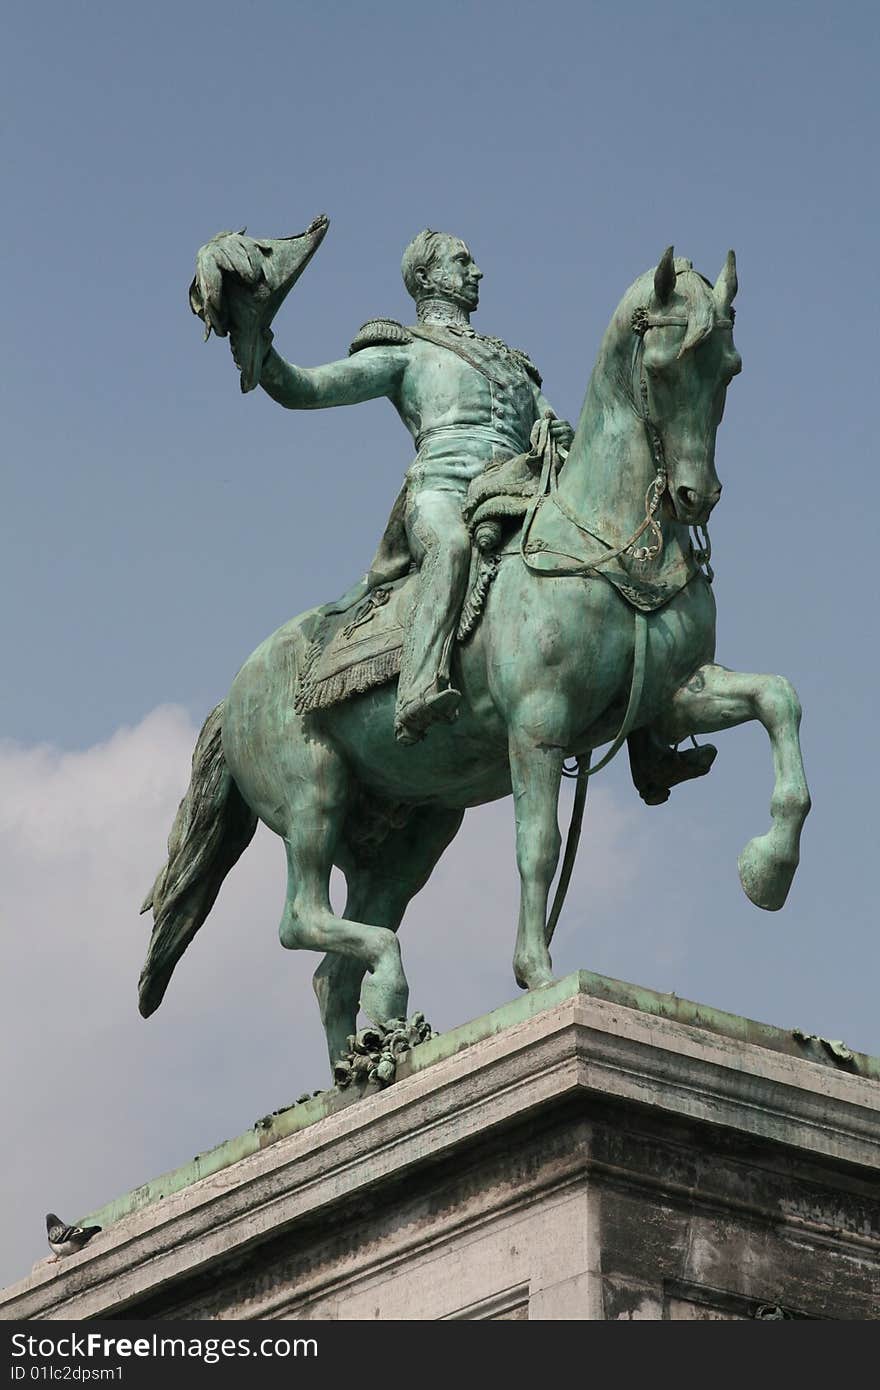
top-left (396, 487), bottom-right (471, 742)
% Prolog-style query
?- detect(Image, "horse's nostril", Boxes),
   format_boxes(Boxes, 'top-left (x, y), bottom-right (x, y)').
top-left (677, 486), bottom-right (698, 506)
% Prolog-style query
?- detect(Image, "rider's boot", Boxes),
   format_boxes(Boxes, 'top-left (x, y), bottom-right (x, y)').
top-left (627, 727), bottom-right (717, 806)
top-left (394, 680), bottom-right (461, 745)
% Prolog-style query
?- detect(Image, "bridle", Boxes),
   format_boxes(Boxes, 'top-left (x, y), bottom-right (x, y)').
top-left (522, 306), bottom-right (731, 584)
top-left (628, 302), bottom-right (733, 576)
top-left (629, 307), bottom-right (681, 564)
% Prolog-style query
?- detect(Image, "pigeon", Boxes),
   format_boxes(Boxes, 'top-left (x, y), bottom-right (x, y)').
top-left (45, 1212), bottom-right (101, 1260)
top-left (189, 212), bottom-right (330, 392)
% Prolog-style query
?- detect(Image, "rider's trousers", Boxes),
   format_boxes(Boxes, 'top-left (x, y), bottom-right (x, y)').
top-left (397, 487), bottom-right (471, 715)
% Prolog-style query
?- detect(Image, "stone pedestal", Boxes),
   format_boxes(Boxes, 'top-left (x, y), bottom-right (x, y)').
top-left (3, 973), bottom-right (878, 1320)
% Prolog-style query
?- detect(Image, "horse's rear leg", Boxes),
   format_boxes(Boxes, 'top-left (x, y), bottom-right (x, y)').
top-left (656, 663), bottom-right (811, 910)
top-left (314, 806), bottom-right (464, 1064)
top-left (276, 745), bottom-right (408, 1030)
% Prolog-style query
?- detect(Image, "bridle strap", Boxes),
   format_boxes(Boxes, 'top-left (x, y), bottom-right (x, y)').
top-left (632, 306), bottom-right (734, 335)
top-left (628, 303), bottom-right (731, 579)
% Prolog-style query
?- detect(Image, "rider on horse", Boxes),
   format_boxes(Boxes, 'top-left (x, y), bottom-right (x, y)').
top-left (236, 231), bottom-right (710, 794)
top-left (253, 229), bottom-right (574, 743)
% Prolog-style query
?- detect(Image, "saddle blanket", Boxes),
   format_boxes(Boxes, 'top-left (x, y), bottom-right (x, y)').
top-left (294, 580), bottom-right (412, 714)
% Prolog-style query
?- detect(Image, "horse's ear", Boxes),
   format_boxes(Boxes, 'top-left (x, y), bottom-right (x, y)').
top-left (654, 246), bottom-right (676, 304)
top-left (714, 249), bottom-right (738, 313)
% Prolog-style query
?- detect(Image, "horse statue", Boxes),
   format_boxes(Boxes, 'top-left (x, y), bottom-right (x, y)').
top-left (139, 245), bottom-right (810, 1070)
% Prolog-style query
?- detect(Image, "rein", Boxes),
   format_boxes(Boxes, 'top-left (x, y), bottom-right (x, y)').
top-left (519, 318), bottom-right (676, 582)
top-left (519, 406), bottom-right (667, 578)
top-left (544, 606), bottom-right (647, 946)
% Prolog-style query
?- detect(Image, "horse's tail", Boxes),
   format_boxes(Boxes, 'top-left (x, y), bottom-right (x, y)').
top-left (138, 702), bottom-right (257, 1018)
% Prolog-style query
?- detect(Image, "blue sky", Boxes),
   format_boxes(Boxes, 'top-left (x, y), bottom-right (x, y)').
top-left (1, 0), bottom-right (878, 1285)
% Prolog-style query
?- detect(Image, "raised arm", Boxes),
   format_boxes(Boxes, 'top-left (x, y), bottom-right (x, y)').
top-left (257, 342), bottom-right (407, 410)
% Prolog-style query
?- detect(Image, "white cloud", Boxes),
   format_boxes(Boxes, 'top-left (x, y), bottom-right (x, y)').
top-left (0, 706), bottom-right (643, 1288)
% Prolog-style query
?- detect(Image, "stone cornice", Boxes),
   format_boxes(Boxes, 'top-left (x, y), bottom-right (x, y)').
top-left (2, 974), bottom-right (877, 1320)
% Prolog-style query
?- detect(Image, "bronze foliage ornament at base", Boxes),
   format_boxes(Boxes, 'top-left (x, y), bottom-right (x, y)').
top-left (332, 1014), bottom-right (434, 1090)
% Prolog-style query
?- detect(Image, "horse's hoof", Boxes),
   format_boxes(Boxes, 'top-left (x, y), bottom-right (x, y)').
top-left (513, 958), bottom-right (555, 991)
top-left (360, 958), bottom-right (409, 1028)
top-left (738, 834), bottom-right (798, 912)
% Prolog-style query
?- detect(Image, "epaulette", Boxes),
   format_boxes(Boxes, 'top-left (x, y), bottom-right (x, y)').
top-left (510, 347), bottom-right (542, 387)
top-left (349, 318), bottom-right (413, 354)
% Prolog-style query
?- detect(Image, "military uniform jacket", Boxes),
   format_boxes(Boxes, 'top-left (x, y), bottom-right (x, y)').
top-left (258, 315), bottom-right (556, 585)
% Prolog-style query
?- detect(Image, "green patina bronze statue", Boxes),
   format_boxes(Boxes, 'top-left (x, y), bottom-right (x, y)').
top-left (140, 220), bottom-right (810, 1073)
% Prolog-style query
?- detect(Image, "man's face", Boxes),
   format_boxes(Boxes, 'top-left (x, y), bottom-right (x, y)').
top-left (420, 238), bottom-right (483, 311)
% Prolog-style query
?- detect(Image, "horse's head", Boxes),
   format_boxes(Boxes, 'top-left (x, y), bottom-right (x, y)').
top-left (632, 247), bottom-right (742, 528)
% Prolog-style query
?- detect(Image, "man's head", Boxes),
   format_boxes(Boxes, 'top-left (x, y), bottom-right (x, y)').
top-left (401, 230), bottom-right (482, 312)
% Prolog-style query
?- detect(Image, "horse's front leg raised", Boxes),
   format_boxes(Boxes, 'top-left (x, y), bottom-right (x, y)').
top-left (656, 663), bottom-right (811, 910)
top-left (508, 733), bottom-right (564, 989)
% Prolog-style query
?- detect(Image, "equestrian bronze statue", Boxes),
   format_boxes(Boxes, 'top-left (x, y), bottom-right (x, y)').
top-left (140, 222), bottom-right (810, 1071)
